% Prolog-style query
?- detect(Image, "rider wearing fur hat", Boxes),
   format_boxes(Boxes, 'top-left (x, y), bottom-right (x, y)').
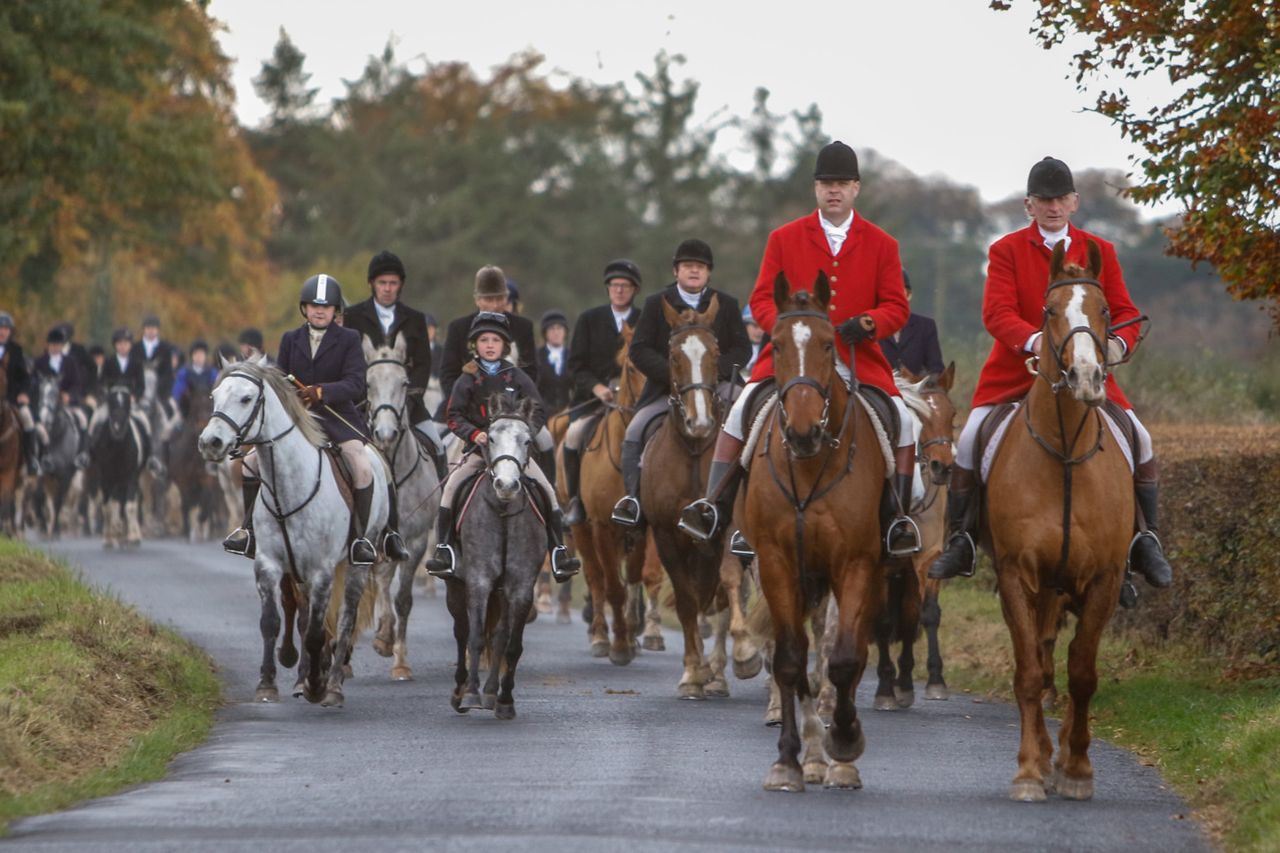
top-left (222, 274), bottom-right (410, 566)
top-left (425, 310), bottom-right (580, 582)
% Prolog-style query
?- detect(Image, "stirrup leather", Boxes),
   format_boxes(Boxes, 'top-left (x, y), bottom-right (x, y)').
top-left (610, 495), bottom-right (641, 527)
top-left (676, 499), bottom-right (718, 542)
top-left (885, 515), bottom-right (923, 557)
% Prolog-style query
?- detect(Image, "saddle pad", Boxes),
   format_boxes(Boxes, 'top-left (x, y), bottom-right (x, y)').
top-left (741, 389), bottom-right (894, 477)
top-left (979, 403), bottom-right (1134, 483)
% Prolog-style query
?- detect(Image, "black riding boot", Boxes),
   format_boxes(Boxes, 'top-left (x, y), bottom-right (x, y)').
top-left (610, 439), bottom-right (644, 527)
top-left (425, 506), bottom-right (457, 578)
top-left (885, 471), bottom-right (922, 556)
top-left (383, 484), bottom-right (411, 561)
top-left (562, 445), bottom-right (585, 525)
top-left (928, 467), bottom-right (978, 580)
top-left (547, 509), bottom-right (581, 583)
top-left (349, 485), bottom-right (377, 566)
top-left (1129, 461), bottom-right (1173, 588)
top-left (679, 433), bottom-right (746, 542)
top-left (223, 476), bottom-right (261, 558)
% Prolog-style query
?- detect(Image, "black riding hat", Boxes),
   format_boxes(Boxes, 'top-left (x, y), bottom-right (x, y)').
top-left (1027, 156), bottom-right (1075, 198)
top-left (111, 327), bottom-right (133, 344)
top-left (540, 309), bottom-right (569, 334)
top-left (672, 238), bottom-right (714, 270)
top-left (300, 273), bottom-right (343, 307)
top-left (468, 311), bottom-right (513, 343)
top-left (814, 141), bottom-right (860, 181)
top-left (367, 250), bottom-right (406, 283)
top-left (238, 327), bottom-right (264, 349)
top-left (46, 326), bottom-right (66, 344)
top-left (189, 338), bottom-right (209, 354)
top-left (602, 258), bottom-right (642, 288)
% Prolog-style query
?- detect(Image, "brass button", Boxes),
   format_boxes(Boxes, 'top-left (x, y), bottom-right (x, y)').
top-left (832, 260), bottom-right (840, 267)
top-left (830, 275), bottom-right (838, 283)
top-left (831, 290), bottom-right (838, 297)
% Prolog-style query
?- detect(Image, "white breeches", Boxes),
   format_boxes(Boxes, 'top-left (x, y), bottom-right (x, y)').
top-left (955, 403), bottom-right (1153, 470)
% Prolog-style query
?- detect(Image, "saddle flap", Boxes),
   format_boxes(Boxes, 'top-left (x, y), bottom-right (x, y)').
top-left (855, 384), bottom-right (901, 449)
top-left (976, 403), bottom-right (1018, 484)
top-left (323, 445), bottom-right (356, 513)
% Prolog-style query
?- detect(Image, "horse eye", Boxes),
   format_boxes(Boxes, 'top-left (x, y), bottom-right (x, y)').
top-left (240, 395), bottom-right (252, 404)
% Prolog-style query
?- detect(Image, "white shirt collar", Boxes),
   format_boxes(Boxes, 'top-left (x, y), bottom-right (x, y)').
top-left (819, 210), bottom-right (855, 255)
top-left (611, 307), bottom-right (631, 332)
top-left (50, 353), bottom-right (63, 369)
top-left (117, 354), bottom-right (129, 370)
top-left (546, 344), bottom-right (564, 374)
top-left (1037, 223), bottom-right (1071, 252)
top-left (675, 286), bottom-right (703, 310)
top-left (374, 300), bottom-right (396, 333)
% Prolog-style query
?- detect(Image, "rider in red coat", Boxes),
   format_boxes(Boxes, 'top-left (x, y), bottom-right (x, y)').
top-left (680, 141), bottom-right (919, 556)
top-left (928, 157), bottom-right (1173, 590)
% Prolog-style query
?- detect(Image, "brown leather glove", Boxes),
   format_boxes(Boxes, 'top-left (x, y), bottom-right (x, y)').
top-left (298, 385), bottom-right (323, 407)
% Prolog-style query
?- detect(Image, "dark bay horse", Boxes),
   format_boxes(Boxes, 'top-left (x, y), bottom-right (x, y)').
top-left (985, 241), bottom-right (1133, 802)
top-left (745, 272), bottom-right (886, 792)
top-left (89, 386), bottom-right (147, 548)
top-left (169, 387), bottom-right (223, 540)
top-left (638, 296), bottom-right (760, 699)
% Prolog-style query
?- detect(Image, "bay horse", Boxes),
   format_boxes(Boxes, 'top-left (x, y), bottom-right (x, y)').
top-left (199, 357), bottom-right (389, 707)
top-left (168, 386), bottom-right (223, 541)
top-left (570, 323), bottom-right (647, 665)
top-left (985, 240), bottom-right (1133, 802)
top-left (638, 295), bottom-right (760, 698)
top-left (744, 272), bottom-right (886, 792)
top-left (445, 395), bottom-right (546, 719)
top-left (363, 335), bottom-right (441, 681)
top-left (89, 386), bottom-right (146, 548)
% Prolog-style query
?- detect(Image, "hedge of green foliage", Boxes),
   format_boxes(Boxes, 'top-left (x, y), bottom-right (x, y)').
top-left (1114, 453), bottom-right (1280, 660)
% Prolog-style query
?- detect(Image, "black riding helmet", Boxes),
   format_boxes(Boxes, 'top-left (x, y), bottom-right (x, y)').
top-left (468, 311), bottom-right (513, 344)
top-left (602, 258), bottom-right (642, 288)
top-left (672, 239), bottom-right (714, 270)
top-left (299, 273), bottom-right (343, 316)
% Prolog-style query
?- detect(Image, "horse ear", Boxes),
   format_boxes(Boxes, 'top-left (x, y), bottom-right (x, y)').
top-left (898, 365), bottom-right (920, 384)
top-left (660, 296), bottom-right (682, 329)
top-left (773, 272), bottom-right (791, 311)
top-left (1087, 239), bottom-right (1103, 279)
top-left (521, 396), bottom-right (537, 421)
top-left (393, 334), bottom-right (406, 361)
top-left (1050, 241), bottom-right (1066, 279)
top-left (361, 335), bottom-right (376, 363)
top-left (700, 293), bottom-right (720, 325)
top-left (253, 351), bottom-right (269, 367)
top-left (813, 271), bottom-right (831, 310)
top-left (940, 360), bottom-right (956, 391)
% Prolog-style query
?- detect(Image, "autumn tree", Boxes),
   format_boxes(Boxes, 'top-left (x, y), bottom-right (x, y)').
top-left (992, 0), bottom-right (1280, 324)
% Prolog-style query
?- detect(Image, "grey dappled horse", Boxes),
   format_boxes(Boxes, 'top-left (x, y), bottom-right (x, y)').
top-left (31, 375), bottom-right (83, 538)
top-left (445, 395), bottom-right (546, 720)
top-left (363, 335), bottom-right (441, 680)
top-left (198, 357), bottom-right (389, 708)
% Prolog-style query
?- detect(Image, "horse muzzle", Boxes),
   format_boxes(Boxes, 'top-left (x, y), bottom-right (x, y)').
top-left (198, 431), bottom-right (230, 462)
top-left (1065, 363), bottom-right (1106, 407)
top-left (492, 476), bottom-right (521, 500)
top-left (783, 425), bottom-right (824, 459)
top-left (928, 458), bottom-right (952, 485)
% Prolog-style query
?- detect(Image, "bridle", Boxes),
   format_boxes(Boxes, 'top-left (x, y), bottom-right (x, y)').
top-left (365, 356), bottom-right (426, 488)
top-left (1031, 277), bottom-right (1111, 396)
top-left (483, 413), bottom-right (533, 481)
top-left (209, 371), bottom-right (295, 457)
top-left (667, 323), bottom-right (722, 453)
top-left (773, 310), bottom-right (840, 451)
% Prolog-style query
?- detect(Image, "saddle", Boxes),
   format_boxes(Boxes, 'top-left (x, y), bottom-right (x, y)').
top-left (976, 398), bottom-right (1138, 484)
top-left (451, 465), bottom-right (547, 536)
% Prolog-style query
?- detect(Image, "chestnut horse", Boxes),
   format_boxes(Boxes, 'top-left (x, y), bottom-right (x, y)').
top-left (638, 296), bottom-right (760, 699)
top-left (985, 240), bottom-right (1133, 802)
top-left (745, 272), bottom-right (886, 792)
top-left (569, 323), bottom-right (647, 664)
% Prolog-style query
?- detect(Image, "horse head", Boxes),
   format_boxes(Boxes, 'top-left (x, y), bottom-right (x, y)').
top-left (485, 394), bottom-right (535, 501)
top-left (1042, 240), bottom-right (1108, 407)
top-left (362, 334), bottom-right (409, 452)
top-left (106, 386), bottom-right (132, 440)
top-left (199, 354), bottom-right (271, 461)
top-left (661, 294), bottom-right (721, 440)
top-left (37, 375), bottom-right (60, 430)
top-left (772, 271), bottom-right (837, 458)
top-left (900, 362), bottom-right (957, 486)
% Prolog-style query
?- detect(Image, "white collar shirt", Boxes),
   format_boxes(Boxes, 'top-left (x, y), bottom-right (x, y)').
top-left (820, 211), bottom-right (855, 256)
top-left (1038, 223), bottom-right (1072, 253)
top-left (116, 354), bottom-right (130, 372)
top-left (143, 337), bottom-right (158, 359)
top-left (675, 286), bottom-right (704, 310)
top-left (611, 308), bottom-right (631, 332)
top-left (374, 301), bottom-right (396, 335)
top-left (546, 344), bottom-right (565, 376)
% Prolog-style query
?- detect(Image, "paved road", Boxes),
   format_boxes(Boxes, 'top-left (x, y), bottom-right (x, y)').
top-left (7, 539), bottom-right (1208, 852)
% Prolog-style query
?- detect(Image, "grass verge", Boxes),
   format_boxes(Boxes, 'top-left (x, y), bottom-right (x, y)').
top-left (0, 538), bottom-right (220, 832)
top-left (937, 568), bottom-right (1280, 852)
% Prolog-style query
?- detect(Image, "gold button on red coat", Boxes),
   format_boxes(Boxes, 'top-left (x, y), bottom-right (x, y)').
top-left (832, 260), bottom-right (840, 267)
top-left (830, 275), bottom-right (838, 282)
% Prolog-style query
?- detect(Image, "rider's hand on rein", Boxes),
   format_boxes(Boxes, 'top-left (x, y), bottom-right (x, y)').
top-left (837, 314), bottom-right (876, 346)
top-left (297, 385), bottom-right (322, 407)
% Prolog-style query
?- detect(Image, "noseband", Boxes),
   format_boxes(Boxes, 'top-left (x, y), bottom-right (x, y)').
top-left (667, 324), bottom-right (723, 448)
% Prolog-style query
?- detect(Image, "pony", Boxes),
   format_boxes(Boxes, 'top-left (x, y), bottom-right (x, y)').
top-left (363, 335), bottom-right (441, 681)
top-left (638, 296), bottom-right (761, 699)
top-left (445, 394), bottom-right (547, 719)
top-left (89, 386), bottom-right (146, 548)
top-left (744, 272), bottom-right (886, 792)
top-left (30, 375), bottom-right (84, 539)
top-left (198, 357), bottom-right (389, 707)
top-left (984, 240), bottom-right (1133, 802)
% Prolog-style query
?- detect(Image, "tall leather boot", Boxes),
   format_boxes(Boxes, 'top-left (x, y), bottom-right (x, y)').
top-left (610, 439), bottom-right (644, 527)
top-left (223, 476), bottom-right (261, 558)
top-left (349, 485), bottom-right (377, 566)
top-left (425, 506), bottom-right (457, 578)
top-left (562, 445), bottom-right (585, 525)
top-left (1129, 460), bottom-right (1173, 588)
top-left (678, 432), bottom-right (745, 542)
top-left (928, 467), bottom-right (979, 579)
top-left (383, 483), bottom-right (411, 561)
top-left (547, 509), bottom-right (581, 582)
top-left (885, 444), bottom-right (922, 555)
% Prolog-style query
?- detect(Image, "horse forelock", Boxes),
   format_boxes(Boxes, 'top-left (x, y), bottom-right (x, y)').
top-left (895, 376), bottom-right (932, 421)
top-left (213, 361), bottom-right (328, 447)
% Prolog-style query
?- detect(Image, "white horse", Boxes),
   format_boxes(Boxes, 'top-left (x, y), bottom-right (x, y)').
top-left (363, 335), bottom-right (441, 681)
top-left (198, 356), bottom-right (389, 707)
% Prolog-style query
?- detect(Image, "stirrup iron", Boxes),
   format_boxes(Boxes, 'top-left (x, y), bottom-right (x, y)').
top-left (676, 499), bottom-right (718, 542)
top-left (729, 530), bottom-right (755, 560)
top-left (425, 543), bottom-right (457, 578)
top-left (349, 537), bottom-right (376, 566)
top-left (886, 515), bottom-right (922, 557)
top-left (610, 495), bottom-right (641, 527)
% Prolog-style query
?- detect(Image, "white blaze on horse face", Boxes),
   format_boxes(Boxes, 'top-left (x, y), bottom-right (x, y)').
top-left (679, 334), bottom-right (713, 429)
top-left (1065, 285), bottom-right (1105, 401)
top-left (792, 321), bottom-right (812, 378)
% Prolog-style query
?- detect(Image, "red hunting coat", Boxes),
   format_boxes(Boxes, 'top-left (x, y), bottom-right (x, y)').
top-left (748, 210), bottom-right (909, 397)
top-left (972, 223), bottom-right (1142, 410)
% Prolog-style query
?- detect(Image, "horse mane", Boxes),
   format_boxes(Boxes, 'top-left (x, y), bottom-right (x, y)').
top-left (895, 374), bottom-right (933, 422)
top-left (213, 359), bottom-right (328, 448)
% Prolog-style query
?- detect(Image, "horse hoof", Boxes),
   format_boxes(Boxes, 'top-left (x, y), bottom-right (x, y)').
top-left (803, 759), bottom-right (828, 784)
top-left (494, 702), bottom-right (516, 720)
top-left (277, 647), bottom-right (299, 669)
top-left (320, 690), bottom-right (344, 708)
top-left (1010, 780), bottom-right (1049, 802)
top-left (704, 678), bottom-right (730, 698)
top-left (677, 683), bottom-right (706, 700)
top-left (924, 683), bottom-right (949, 701)
top-left (894, 687), bottom-right (915, 709)
top-left (304, 687), bottom-right (325, 705)
top-left (556, 611), bottom-right (571, 625)
top-left (608, 646), bottom-right (634, 667)
top-left (1055, 773), bottom-right (1094, 800)
top-left (823, 728), bottom-right (866, 764)
top-left (765, 709), bottom-right (782, 727)
top-left (824, 762), bottom-right (862, 790)
top-left (590, 640), bottom-right (610, 658)
top-left (391, 666), bottom-right (413, 681)
top-left (482, 693), bottom-right (497, 711)
top-left (641, 635), bottom-right (665, 652)
top-left (291, 681), bottom-right (305, 699)
top-left (372, 638), bottom-right (393, 658)
top-left (873, 694), bottom-right (898, 711)
top-left (763, 763), bottom-right (805, 792)
top-left (450, 690), bottom-right (465, 713)
top-left (254, 687), bottom-right (280, 703)
top-left (733, 652), bottom-right (763, 680)
top-left (460, 691), bottom-right (483, 711)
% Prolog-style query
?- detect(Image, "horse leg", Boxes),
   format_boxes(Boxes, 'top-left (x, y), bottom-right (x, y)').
top-left (482, 594), bottom-right (512, 711)
top-left (824, 560), bottom-right (876, 787)
top-left (873, 573), bottom-right (899, 711)
top-left (895, 566), bottom-right (920, 708)
top-left (578, 523), bottom-right (610, 657)
top-left (291, 585), bottom-right (310, 698)
top-left (253, 560), bottom-right (284, 702)
top-left (321, 564), bottom-right (368, 708)
top-left (597, 524), bottom-right (632, 665)
top-left (445, 579), bottom-right (469, 713)
top-left (669, 569), bottom-right (707, 700)
top-left (814, 595), bottom-right (837, 722)
top-left (1054, 586), bottom-right (1113, 800)
top-left (277, 576), bottom-right (299, 668)
top-left (721, 551), bottom-right (761, 679)
top-left (762, 640), bottom-right (782, 726)
top-left (496, 578), bottom-right (535, 720)
top-left (390, 560), bottom-right (416, 681)
top-left (461, 579), bottom-right (492, 710)
top-left (1039, 595), bottom-right (1063, 711)
top-left (705, 607), bottom-right (731, 698)
top-left (921, 580), bottom-right (949, 700)
top-left (370, 561), bottom-right (396, 658)
top-left (301, 574), bottom-right (333, 704)
top-left (763, 616), bottom-right (809, 792)
top-left (641, 537), bottom-right (665, 650)
top-left (997, 562), bottom-right (1051, 802)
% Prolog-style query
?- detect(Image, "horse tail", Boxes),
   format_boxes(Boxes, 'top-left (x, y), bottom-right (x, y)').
top-left (324, 563), bottom-right (378, 642)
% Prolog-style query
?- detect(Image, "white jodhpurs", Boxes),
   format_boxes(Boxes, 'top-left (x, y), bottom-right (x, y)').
top-left (955, 403), bottom-right (1154, 470)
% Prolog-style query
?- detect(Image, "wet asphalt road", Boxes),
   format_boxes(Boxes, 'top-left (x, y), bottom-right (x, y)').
top-left (6, 538), bottom-right (1209, 852)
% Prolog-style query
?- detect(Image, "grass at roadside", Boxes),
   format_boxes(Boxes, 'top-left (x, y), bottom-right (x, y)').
top-left (936, 570), bottom-right (1280, 852)
top-left (0, 538), bottom-right (220, 832)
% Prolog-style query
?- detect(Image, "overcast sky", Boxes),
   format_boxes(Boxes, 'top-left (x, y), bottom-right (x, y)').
top-left (208, 0), bottom-right (1180, 216)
